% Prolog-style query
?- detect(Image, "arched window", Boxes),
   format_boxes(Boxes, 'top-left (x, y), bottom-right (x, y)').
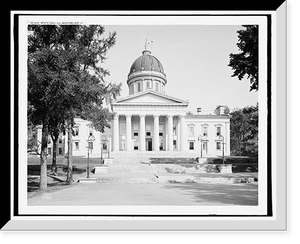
top-left (155, 82), bottom-right (159, 92)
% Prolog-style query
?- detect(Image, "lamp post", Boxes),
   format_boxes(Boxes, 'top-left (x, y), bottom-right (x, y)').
top-left (198, 135), bottom-right (203, 158)
top-left (219, 135), bottom-right (225, 165)
top-left (86, 134), bottom-right (95, 178)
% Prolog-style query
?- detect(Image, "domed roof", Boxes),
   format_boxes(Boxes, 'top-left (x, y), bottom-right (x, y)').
top-left (129, 50), bottom-right (165, 76)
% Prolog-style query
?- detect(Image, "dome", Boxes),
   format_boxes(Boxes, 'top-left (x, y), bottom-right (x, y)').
top-left (127, 49), bottom-right (167, 95)
top-left (128, 50), bottom-right (166, 77)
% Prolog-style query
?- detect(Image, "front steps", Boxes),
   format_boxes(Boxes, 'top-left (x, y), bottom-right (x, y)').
top-left (110, 151), bottom-right (214, 164)
top-left (106, 163), bottom-right (207, 174)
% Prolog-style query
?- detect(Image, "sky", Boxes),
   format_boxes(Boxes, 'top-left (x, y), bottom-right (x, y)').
top-left (100, 25), bottom-right (258, 114)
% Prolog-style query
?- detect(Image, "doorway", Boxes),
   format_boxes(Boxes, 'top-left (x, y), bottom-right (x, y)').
top-left (146, 138), bottom-right (152, 151)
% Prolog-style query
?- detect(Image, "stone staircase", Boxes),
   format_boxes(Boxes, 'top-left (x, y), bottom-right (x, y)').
top-left (110, 151), bottom-right (214, 164)
top-left (103, 151), bottom-right (215, 174)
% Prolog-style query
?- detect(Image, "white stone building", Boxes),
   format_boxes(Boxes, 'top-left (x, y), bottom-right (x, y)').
top-left (44, 48), bottom-right (230, 158)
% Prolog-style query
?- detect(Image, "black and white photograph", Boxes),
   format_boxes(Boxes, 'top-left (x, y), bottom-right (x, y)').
top-left (5, 5), bottom-right (288, 231)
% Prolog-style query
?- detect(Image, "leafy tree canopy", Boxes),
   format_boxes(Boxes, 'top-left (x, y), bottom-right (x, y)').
top-left (28, 25), bottom-right (121, 130)
top-left (228, 25), bottom-right (258, 91)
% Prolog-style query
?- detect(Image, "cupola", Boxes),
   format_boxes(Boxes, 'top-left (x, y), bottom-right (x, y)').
top-left (127, 46), bottom-right (167, 95)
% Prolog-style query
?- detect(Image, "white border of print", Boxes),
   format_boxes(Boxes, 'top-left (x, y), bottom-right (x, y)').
top-left (20, 14), bottom-right (267, 216)
top-left (7, 3), bottom-right (287, 230)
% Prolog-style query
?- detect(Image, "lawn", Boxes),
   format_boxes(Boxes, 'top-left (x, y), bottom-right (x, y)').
top-left (207, 155), bottom-right (258, 173)
top-left (27, 155), bottom-right (103, 196)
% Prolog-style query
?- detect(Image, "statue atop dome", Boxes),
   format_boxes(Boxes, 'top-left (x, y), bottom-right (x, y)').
top-left (144, 39), bottom-right (153, 52)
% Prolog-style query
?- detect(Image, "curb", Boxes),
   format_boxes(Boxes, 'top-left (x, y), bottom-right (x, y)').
top-left (90, 174), bottom-right (258, 184)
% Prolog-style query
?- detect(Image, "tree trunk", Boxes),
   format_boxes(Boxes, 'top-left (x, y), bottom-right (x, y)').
top-left (39, 124), bottom-right (48, 191)
top-left (51, 139), bottom-right (57, 173)
top-left (66, 121), bottom-right (73, 184)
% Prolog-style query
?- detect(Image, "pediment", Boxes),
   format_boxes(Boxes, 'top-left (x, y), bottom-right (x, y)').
top-left (114, 91), bottom-right (188, 105)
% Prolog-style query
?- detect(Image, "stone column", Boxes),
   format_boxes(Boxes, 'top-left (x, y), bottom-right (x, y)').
top-left (180, 115), bottom-right (186, 151)
top-left (153, 114), bottom-right (160, 151)
top-left (176, 116), bottom-right (180, 151)
top-left (126, 115), bottom-right (132, 151)
top-left (113, 114), bottom-right (119, 152)
top-left (139, 115), bottom-right (146, 151)
top-left (167, 115), bottom-right (173, 151)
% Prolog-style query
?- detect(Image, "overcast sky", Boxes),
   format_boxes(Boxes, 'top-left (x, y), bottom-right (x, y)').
top-left (101, 25), bottom-right (258, 114)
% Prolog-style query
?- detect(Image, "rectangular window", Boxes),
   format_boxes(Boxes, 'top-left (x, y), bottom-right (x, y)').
top-left (189, 141), bottom-right (195, 150)
top-left (188, 126), bottom-right (194, 137)
top-left (58, 148), bottom-right (62, 155)
top-left (133, 124), bottom-right (138, 136)
top-left (48, 148), bottom-right (51, 155)
top-left (102, 143), bottom-right (107, 150)
top-left (173, 126), bottom-right (176, 136)
top-left (155, 82), bottom-right (158, 92)
top-left (203, 127), bottom-right (208, 136)
top-left (59, 138), bottom-right (62, 144)
top-left (75, 141), bottom-right (79, 150)
top-left (74, 127), bottom-right (79, 136)
top-left (138, 82), bottom-right (142, 92)
top-left (159, 124), bottom-right (163, 136)
top-left (159, 139), bottom-right (163, 151)
top-left (146, 132), bottom-right (151, 136)
top-left (216, 126), bottom-right (221, 136)
top-left (121, 140), bottom-right (125, 150)
top-left (134, 140), bottom-right (139, 150)
top-left (216, 141), bottom-right (221, 150)
top-left (146, 124), bottom-right (151, 131)
top-left (146, 81), bottom-right (151, 89)
top-left (130, 84), bottom-right (134, 94)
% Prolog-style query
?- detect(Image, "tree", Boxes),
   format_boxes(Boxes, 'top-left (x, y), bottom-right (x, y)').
top-left (28, 25), bottom-right (121, 189)
top-left (229, 104), bottom-right (258, 155)
top-left (228, 25), bottom-right (258, 91)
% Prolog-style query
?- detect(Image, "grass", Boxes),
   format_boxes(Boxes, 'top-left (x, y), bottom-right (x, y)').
top-left (207, 155), bottom-right (258, 164)
top-left (207, 155), bottom-right (258, 173)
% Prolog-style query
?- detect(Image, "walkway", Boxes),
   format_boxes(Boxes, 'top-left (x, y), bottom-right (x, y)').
top-left (28, 182), bottom-right (258, 206)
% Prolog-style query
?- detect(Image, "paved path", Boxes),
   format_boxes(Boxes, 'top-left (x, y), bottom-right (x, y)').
top-left (28, 182), bottom-right (258, 206)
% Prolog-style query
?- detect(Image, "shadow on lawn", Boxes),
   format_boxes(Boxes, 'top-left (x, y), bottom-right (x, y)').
top-left (27, 164), bottom-right (86, 175)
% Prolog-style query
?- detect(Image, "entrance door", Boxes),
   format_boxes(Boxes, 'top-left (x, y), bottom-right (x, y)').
top-left (146, 138), bottom-right (152, 151)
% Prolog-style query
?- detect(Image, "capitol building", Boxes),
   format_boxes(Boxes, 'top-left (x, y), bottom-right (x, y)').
top-left (45, 47), bottom-right (231, 159)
